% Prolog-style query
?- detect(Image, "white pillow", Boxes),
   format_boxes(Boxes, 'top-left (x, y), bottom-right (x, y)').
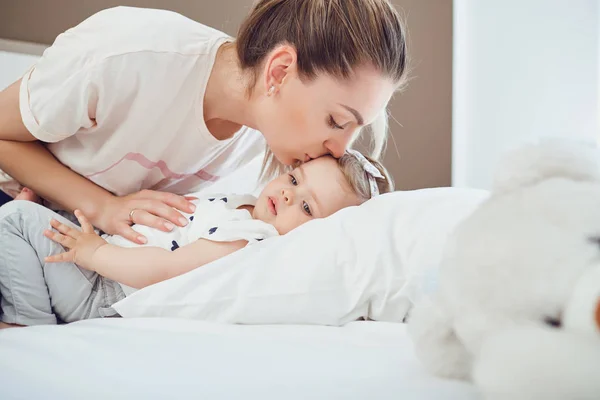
top-left (113, 187), bottom-right (488, 325)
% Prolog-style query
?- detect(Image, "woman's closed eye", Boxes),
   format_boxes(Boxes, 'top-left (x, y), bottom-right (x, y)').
top-left (302, 201), bottom-right (312, 216)
top-left (328, 115), bottom-right (344, 130)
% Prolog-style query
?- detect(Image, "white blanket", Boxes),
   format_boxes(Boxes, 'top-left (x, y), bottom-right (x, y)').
top-left (0, 319), bottom-right (479, 400)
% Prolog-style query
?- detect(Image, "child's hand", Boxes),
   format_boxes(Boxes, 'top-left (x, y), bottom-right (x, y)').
top-left (44, 210), bottom-right (107, 271)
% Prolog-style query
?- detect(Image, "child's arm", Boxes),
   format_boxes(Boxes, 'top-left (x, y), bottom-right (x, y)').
top-left (44, 210), bottom-right (247, 289)
top-left (90, 239), bottom-right (246, 289)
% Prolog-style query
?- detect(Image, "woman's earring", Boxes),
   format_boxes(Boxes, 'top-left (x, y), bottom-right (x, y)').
top-left (267, 85), bottom-right (275, 96)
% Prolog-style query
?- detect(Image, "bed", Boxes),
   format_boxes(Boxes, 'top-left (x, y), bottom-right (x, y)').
top-left (1, 50), bottom-right (484, 397)
top-left (0, 156), bottom-right (487, 399)
top-left (0, 318), bottom-right (479, 399)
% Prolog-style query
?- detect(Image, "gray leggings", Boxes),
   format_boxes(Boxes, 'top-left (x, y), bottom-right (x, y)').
top-left (0, 200), bottom-right (125, 325)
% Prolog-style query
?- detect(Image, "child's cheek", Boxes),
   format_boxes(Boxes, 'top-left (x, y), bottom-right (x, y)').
top-left (277, 212), bottom-right (295, 235)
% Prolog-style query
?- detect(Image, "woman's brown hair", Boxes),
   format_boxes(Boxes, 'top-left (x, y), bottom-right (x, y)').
top-left (237, 0), bottom-right (407, 88)
top-left (236, 0), bottom-right (408, 177)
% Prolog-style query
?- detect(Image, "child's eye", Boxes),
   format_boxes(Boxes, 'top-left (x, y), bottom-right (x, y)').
top-left (302, 201), bottom-right (312, 216)
top-left (289, 174), bottom-right (298, 186)
top-left (328, 115), bottom-right (344, 130)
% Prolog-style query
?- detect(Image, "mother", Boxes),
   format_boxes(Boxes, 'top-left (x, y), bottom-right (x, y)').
top-left (0, 0), bottom-right (407, 244)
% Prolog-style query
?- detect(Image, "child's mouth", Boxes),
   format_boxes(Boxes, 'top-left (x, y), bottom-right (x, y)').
top-left (268, 196), bottom-right (278, 216)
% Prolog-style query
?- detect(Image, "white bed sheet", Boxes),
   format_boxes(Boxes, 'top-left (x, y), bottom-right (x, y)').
top-left (0, 319), bottom-right (479, 400)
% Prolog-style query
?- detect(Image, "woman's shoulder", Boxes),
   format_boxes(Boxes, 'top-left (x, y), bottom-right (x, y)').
top-left (93, 7), bottom-right (229, 41)
top-left (52, 7), bottom-right (230, 64)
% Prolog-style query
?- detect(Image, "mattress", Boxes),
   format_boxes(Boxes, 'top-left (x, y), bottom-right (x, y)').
top-left (0, 318), bottom-right (479, 399)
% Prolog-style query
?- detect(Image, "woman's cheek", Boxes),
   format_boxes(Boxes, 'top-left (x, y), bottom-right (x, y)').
top-left (286, 97), bottom-right (308, 129)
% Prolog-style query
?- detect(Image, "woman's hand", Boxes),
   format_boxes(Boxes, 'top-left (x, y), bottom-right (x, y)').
top-left (96, 190), bottom-right (197, 244)
top-left (44, 210), bottom-right (108, 271)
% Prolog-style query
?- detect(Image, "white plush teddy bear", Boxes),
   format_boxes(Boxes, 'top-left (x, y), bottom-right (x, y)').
top-left (408, 138), bottom-right (600, 399)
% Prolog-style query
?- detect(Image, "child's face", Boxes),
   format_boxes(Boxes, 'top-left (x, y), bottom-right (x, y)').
top-left (254, 156), bottom-right (362, 234)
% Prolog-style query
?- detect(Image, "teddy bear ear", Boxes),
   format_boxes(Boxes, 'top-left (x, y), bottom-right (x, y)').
top-left (492, 137), bottom-right (600, 194)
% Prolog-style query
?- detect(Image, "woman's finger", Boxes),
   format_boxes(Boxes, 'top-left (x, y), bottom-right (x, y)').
top-left (136, 190), bottom-right (196, 214)
top-left (50, 219), bottom-right (81, 239)
top-left (44, 229), bottom-right (77, 249)
top-left (131, 199), bottom-right (188, 229)
top-left (130, 208), bottom-right (182, 232)
top-left (74, 210), bottom-right (94, 234)
top-left (116, 223), bottom-right (148, 245)
top-left (45, 251), bottom-right (75, 264)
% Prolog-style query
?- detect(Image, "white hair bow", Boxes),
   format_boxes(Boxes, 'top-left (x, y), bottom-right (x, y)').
top-left (346, 149), bottom-right (384, 198)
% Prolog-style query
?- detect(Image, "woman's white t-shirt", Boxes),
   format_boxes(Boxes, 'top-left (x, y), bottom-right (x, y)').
top-left (18, 6), bottom-right (265, 196)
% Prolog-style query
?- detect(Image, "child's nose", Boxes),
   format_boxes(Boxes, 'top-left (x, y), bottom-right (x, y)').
top-left (281, 188), bottom-right (294, 204)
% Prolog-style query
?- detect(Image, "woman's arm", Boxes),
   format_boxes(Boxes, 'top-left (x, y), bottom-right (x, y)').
top-left (44, 211), bottom-right (247, 289)
top-left (0, 80), bottom-right (36, 141)
top-left (0, 141), bottom-right (112, 220)
top-left (0, 80), bottom-right (117, 223)
top-left (0, 80), bottom-right (195, 243)
top-left (89, 238), bottom-right (247, 289)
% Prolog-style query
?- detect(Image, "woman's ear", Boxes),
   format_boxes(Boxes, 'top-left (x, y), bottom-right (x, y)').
top-left (262, 44), bottom-right (297, 95)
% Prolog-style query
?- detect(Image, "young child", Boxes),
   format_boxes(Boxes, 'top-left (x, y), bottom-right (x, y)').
top-left (0, 151), bottom-right (392, 328)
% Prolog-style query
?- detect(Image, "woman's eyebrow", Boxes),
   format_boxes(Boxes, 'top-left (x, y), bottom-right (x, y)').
top-left (339, 104), bottom-right (364, 125)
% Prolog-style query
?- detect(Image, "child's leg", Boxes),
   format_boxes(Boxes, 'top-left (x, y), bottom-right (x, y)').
top-left (0, 201), bottom-right (124, 326)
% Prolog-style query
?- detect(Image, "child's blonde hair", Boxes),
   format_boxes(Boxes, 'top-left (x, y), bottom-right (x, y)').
top-left (337, 151), bottom-right (394, 202)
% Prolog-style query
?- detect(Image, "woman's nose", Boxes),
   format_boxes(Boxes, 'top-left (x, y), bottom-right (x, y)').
top-left (324, 133), bottom-right (353, 158)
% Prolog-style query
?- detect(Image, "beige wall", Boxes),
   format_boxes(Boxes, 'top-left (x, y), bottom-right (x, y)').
top-left (0, 0), bottom-right (452, 189)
